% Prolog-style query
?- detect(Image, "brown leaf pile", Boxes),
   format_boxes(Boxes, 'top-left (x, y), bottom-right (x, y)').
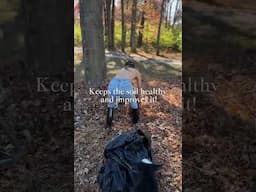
top-left (0, 63), bottom-right (73, 191)
top-left (74, 76), bottom-right (182, 192)
top-left (183, 1), bottom-right (256, 191)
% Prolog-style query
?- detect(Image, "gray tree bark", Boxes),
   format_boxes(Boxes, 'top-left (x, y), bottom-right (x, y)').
top-left (111, 0), bottom-right (115, 49)
top-left (105, 0), bottom-right (115, 50)
top-left (80, 0), bottom-right (106, 87)
top-left (165, 0), bottom-right (169, 28)
top-left (156, 0), bottom-right (166, 56)
top-left (173, 0), bottom-right (181, 27)
top-left (168, 0), bottom-right (174, 28)
top-left (104, 0), bottom-right (108, 36)
top-left (130, 0), bottom-right (137, 53)
top-left (137, 10), bottom-right (145, 48)
top-left (106, 0), bottom-right (112, 50)
top-left (121, 0), bottom-right (126, 52)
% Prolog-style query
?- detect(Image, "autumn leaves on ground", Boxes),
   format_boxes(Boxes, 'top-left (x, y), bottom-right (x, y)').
top-left (74, 50), bottom-right (182, 192)
top-left (183, 1), bottom-right (256, 191)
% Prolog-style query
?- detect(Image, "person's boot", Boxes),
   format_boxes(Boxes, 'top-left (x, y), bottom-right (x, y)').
top-left (106, 108), bottom-right (114, 129)
top-left (131, 108), bottom-right (139, 124)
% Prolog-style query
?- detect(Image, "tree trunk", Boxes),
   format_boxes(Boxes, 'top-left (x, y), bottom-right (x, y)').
top-left (110, 0), bottom-right (115, 49)
top-left (130, 0), bottom-right (137, 53)
top-left (80, 0), bottom-right (106, 87)
top-left (156, 0), bottom-right (165, 56)
top-left (104, 0), bottom-right (108, 36)
top-left (106, 0), bottom-right (113, 50)
top-left (165, 0), bottom-right (169, 28)
top-left (137, 10), bottom-right (145, 48)
top-left (121, 0), bottom-right (126, 52)
top-left (172, 0), bottom-right (180, 27)
top-left (168, 0), bottom-right (173, 29)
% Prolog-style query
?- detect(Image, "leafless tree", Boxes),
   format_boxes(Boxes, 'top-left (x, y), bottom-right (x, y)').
top-left (156, 0), bottom-right (166, 56)
top-left (137, 0), bottom-right (146, 48)
top-left (121, 0), bottom-right (126, 52)
top-left (130, 0), bottom-right (137, 53)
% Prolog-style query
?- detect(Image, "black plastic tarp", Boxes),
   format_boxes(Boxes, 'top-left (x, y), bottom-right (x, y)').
top-left (98, 130), bottom-right (161, 192)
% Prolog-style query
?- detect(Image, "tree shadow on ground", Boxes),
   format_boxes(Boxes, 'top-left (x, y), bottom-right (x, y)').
top-left (75, 52), bottom-right (181, 82)
top-left (135, 52), bottom-right (170, 59)
top-left (105, 54), bottom-right (182, 79)
top-left (135, 58), bottom-right (181, 80)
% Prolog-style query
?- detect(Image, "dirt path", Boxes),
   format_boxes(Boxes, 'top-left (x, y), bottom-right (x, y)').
top-left (74, 49), bottom-right (182, 192)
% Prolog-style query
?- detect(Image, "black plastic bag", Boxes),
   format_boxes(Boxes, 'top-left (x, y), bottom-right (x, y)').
top-left (98, 130), bottom-right (161, 192)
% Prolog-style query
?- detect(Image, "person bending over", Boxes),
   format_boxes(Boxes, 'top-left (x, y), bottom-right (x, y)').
top-left (106, 60), bottom-right (142, 129)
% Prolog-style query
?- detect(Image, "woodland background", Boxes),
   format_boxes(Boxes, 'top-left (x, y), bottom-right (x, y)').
top-left (75, 0), bottom-right (182, 191)
top-left (1, 0), bottom-right (255, 192)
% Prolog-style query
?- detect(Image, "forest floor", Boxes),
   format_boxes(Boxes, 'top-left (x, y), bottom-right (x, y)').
top-left (74, 48), bottom-right (182, 192)
top-left (183, 1), bottom-right (256, 191)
